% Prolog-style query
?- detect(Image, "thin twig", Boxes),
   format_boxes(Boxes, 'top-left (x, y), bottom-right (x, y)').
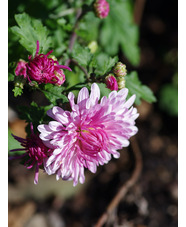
top-left (134, 0), bottom-right (146, 25)
top-left (94, 136), bottom-right (143, 227)
top-left (65, 8), bottom-right (82, 67)
top-left (70, 59), bottom-right (89, 79)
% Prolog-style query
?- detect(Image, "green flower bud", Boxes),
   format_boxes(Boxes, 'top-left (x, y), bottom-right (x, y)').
top-left (88, 41), bottom-right (98, 53)
top-left (117, 76), bottom-right (125, 89)
top-left (48, 55), bottom-right (58, 61)
top-left (113, 62), bottom-right (127, 77)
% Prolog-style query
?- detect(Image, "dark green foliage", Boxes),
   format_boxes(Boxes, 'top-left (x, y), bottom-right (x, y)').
top-left (126, 71), bottom-right (157, 105)
top-left (11, 13), bottom-right (52, 55)
top-left (100, 0), bottom-right (140, 66)
top-left (41, 84), bottom-right (69, 105)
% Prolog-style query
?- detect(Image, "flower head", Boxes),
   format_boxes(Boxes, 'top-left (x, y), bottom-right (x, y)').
top-left (94, 0), bottom-right (110, 19)
top-left (15, 41), bottom-right (71, 86)
top-left (38, 83), bottom-right (139, 186)
top-left (10, 123), bottom-right (52, 184)
top-left (105, 74), bottom-right (118, 91)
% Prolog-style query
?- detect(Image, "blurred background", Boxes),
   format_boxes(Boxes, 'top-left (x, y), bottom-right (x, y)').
top-left (8, 0), bottom-right (178, 226)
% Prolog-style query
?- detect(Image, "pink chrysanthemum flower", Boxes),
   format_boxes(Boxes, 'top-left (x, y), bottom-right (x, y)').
top-left (38, 83), bottom-right (139, 186)
top-left (94, 0), bottom-right (110, 19)
top-left (9, 123), bottom-right (52, 184)
top-left (105, 74), bottom-right (118, 91)
top-left (15, 40), bottom-right (71, 85)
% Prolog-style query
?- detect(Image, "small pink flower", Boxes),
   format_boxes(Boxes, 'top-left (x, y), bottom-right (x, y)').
top-left (38, 83), bottom-right (139, 186)
top-left (15, 60), bottom-right (27, 78)
top-left (26, 41), bottom-right (71, 85)
top-left (105, 74), bottom-right (118, 91)
top-left (9, 123), bottom-right (52, 184)
top-left (94, 0), bottom-right (110, 19)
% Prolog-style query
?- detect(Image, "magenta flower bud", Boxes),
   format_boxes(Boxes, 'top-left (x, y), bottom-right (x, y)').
top-left (105, 74), bottom-right (118, 91)
top-left (94, 0), bottom-right (110, 19)
top-left (113, 62), bottom-right (127, 77)
top-left (15, 60), bottom-right (27, 78)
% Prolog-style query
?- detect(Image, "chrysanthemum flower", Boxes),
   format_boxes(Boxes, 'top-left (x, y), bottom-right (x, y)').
top-left (105, 73), bottom-right (118, 91)
top-left (9, 123), bottom-right (52, 184)
top-left (15, 40), bottom-right (71, 85)
top-left (38, 83), bottom-right (139, 186)
top-left (94, 0), bottom-right (110, 19)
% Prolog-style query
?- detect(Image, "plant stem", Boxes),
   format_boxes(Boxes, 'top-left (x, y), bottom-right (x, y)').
top-left (94, 136), bottom-right (143, 227)
top-left (65, 8), bottom-right (82, 67)
top-left (71, 59), bottom-right (89, 78)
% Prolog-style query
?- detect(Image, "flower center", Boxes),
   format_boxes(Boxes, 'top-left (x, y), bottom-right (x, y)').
top-left (77, 125), bottom-right (108, 155)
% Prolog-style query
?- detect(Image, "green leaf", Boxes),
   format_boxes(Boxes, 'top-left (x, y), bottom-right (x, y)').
top-left (71, 43), bottom-right (92, 67)
top-left (97, 83), bottom-right (111, 98)
top-left (159, 84), bottom-right (178, 116)
top-left (126, 71), bottom-right (157, 105)
top-left (94, 53), bottom-right (118, 75)
top-left (8, 128), bottom-right (23, 155)
top-left (11, 13), bottom-right (52, 55)
top-left (18, 102), bottom-right (53, 131)
top-left (100, 0), bottom-right (140, 66)
top-left (12, 86), bottom-right (23, 97)
top-left (77, 12), bottom-right (100, 42)
top-left (8, 73), bottom-right (15, 82)
top-left (41, 84), bottom-right (68, 105)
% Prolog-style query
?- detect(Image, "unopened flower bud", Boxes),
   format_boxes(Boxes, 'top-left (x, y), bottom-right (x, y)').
top-left (48, 55), bottom-right (58, 61)
top-left (15, 60), bottom-right (27, 78)
top-left (94, 0), bottom-right (110, 19)
top-left (88, 41), bottom-right (98, 53)
top-left (53, 69), bottom-right (66, 86)
top-left (113, 62), bottom-right (127, 77)
top-left (105, 74), bottom-right (118, 91)
top-left (14, 75), bottom-right (25, 89)
top-left (117, 76), bottom-right (125, 89)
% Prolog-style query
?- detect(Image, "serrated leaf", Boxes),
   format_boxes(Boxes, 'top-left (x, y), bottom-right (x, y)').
top-left (95, 54), bottom-right (118, 75)
top-left (11, 13), bottom-right (51, 55)
top-left (71, 44), bottom-right (92, 67)
top-left (18, 102), bottom-right (53, 128)
top-left (100, 0), bottom-right (140, 66)
top-left (42, 84), bottom-right (68, 105)
top-left (12, 86), bottom-right (23, 97)
top-left (126, 71), bottom-right (157, 105)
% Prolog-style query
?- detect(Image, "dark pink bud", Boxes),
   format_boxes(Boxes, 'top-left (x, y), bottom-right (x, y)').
top-left (94, 0), bottom-right (110, 19)
top-left (105, 74), bottom-right (118, 91)
top-left (15, 60), bottom-right (27, 78)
